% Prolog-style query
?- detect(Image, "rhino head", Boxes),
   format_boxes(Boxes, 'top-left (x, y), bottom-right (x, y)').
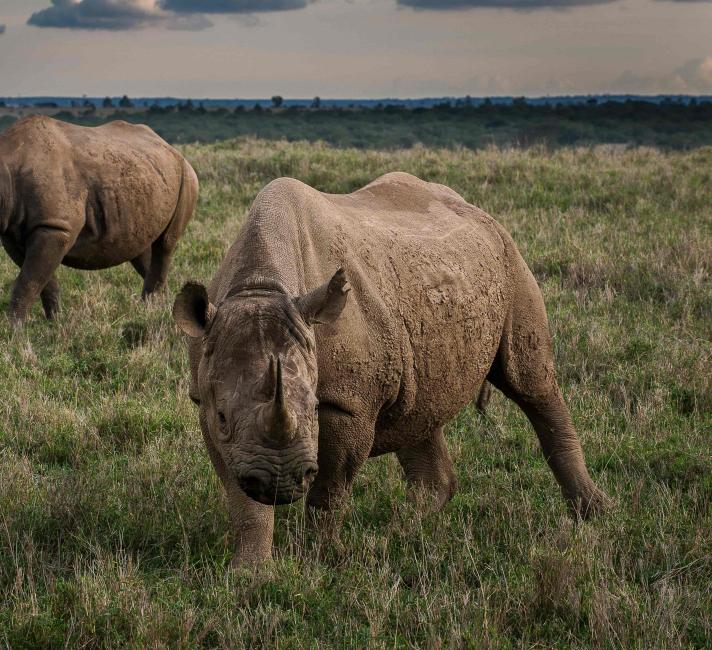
top-left (173, 269), bottom-right (350, 505)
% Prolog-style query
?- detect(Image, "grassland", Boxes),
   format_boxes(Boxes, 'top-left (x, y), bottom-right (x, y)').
top-left (0, 139), bottom-right (710, 648)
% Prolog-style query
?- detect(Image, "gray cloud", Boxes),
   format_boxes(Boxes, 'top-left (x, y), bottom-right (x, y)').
top-left (28, 1), bottom-right (165, 30)
top-left (163, 0), bottom-right (311, 13)
top-left (0, 25), bottom-right (5, 35)
top-left (397, 0), bottom-right (619, 8)
top-left (28, 0), bottom-right (313, 31)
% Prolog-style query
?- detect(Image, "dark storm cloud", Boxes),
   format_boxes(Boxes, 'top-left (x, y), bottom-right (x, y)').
top-left (28, 1), bottom-right (164, 30)
top-left (27, 0), bottom-right (313, 31)
top-left (397, 0), bottom-right (619, 8)
top-left (163, 0), bottom-right (311, 13)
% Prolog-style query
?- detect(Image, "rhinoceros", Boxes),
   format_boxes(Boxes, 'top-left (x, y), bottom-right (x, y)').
top-left (0, 115), bottom-right (198, 324)
top-left (173, 172), bottom-right (608, 565)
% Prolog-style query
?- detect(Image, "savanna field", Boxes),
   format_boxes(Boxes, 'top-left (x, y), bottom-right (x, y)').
top-left (0, 139), bottom-right (710, 648)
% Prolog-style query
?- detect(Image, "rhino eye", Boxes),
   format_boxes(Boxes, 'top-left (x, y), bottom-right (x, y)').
top-left (217, 410), bottom-right (227, 426)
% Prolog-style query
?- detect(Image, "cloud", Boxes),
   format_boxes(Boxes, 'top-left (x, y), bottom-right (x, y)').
top-left (674, 57), bottom-right (712, 92)
top-left (397, 0), bottom-right (619, 9)
top-left (28, 1), bottom-right (166, 30)
top-left (27, 0), bottom-right (313, 31)
top-left (0, 25), bottom-right (5, 35)
top-left (162, 0), bottom-right (311, 13)
top-left (608, 57), bottom-right (712, 94)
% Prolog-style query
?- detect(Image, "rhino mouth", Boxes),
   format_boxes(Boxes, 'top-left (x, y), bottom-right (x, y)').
top-left (238, 464), bottom-right (318, 505)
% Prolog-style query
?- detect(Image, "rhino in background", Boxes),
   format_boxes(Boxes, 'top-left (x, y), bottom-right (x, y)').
top-left (0, 115), bottom-right (198, 324)
top-left (173, 172), bottom-right (609, 566)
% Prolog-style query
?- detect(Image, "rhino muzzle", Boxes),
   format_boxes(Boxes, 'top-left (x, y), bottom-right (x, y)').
top-left (238, 461), bottom-right (318, 505)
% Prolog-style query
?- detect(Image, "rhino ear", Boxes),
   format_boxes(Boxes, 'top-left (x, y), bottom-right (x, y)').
top-left (295, 268), bottom-right (351, 325)
top-left (173, 282), bottom-right (216, 337)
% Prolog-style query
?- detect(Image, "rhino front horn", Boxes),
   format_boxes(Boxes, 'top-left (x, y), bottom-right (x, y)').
top-left (266, 355), bottom-right (297, 443)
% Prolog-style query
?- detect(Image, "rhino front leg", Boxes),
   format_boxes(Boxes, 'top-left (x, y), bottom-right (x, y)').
top-left (8, 227), bottom-right (73, 325)
top-left (225, 480), bottom-right (275, 566)
top-left (2, 236), bottom-right (60, 320)
top-left (200, 414), bottom-right (274, 566)
top-left (305, 408), bottom-right (374, 554)
top-left (307, 408), bottom-right (375, 512)
top-left (397, 426), bottom-right (458, 511)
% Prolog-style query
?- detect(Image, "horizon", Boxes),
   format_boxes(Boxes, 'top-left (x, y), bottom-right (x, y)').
top-left (3, 93), bottom-right (712, 103)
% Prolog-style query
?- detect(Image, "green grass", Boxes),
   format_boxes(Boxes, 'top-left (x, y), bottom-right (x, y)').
top-left (1, 140), bottom-right (710, 648)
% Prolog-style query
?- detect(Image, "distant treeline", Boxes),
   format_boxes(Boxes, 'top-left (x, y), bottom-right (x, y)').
top-left (2, 97), bottom-right (712, 149)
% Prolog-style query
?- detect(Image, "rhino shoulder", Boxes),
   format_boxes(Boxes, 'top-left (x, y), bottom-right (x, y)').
top-left (100, 120), bottom-right (158, 137)
top-left (364, 171), bottom-right (467, 203)
top-left (250, 177), bottom-right (325, 215)
top-left (2, 115), bottom-right (64, 147)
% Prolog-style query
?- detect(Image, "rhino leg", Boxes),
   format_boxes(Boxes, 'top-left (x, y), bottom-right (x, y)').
top-left (397, 426), bottom-right (458, 511)
top-left (141, 236), bottom-right (173, 299)
top-left (200, 412), bottom-right (274, 565)
top-left (2, 236), bottom-right (61, 321)
top-left (142, 162), bottom-right (197, 300)
top-left (7, 227), bottom-right (73, 325)
top-left (487, 267), bottom-right (609, 519)
top-left (40, 274), bottom-right (61, 320)
top-left (307, 408), bottom-right (375, 512)
top-left (475, 380), bottom-right (494, 414)
top-left (130, 248), bottom-right (152, 280)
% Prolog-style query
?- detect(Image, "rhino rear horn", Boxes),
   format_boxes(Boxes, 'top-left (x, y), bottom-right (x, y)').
top-left (173, 282), bottom-right (216, 338)
top-left (295, 268), bottom-right (350, 325)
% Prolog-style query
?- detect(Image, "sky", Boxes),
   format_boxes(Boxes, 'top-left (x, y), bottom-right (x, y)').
top-left (0, 0), bottom-right (711, 98)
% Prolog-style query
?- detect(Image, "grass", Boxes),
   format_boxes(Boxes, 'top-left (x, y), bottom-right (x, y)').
top-left (0, 140), bottom-right (710, 648)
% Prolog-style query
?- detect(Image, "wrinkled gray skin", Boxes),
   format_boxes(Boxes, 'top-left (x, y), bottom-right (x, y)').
top-left (174, 172), bottom-right (609, 566)
top-left (0, 116), bottom-right (198, 324)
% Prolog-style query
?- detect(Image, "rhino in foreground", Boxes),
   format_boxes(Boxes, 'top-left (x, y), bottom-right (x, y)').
top-left (0, 116), bottom-right (198, 324)
top-left (173, 172), bottom-right (608, 565)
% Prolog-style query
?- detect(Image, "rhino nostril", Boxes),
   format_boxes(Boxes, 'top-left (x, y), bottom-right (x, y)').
top-left (240, 469), bottom-right (271, 496)
top-left (302, 464), bottom-right (318, 483)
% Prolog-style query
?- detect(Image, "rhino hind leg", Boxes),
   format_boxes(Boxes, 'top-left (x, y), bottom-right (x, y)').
top-left (396, 427), bottom-right (458, 510)
top-left (130, 248), bottom-right (151, 280)
top-left (487, 273), bottom-right (609, 520)
top-left (475, 380), bottom-right (494, 414)
top-left (40, 274), bottom-right (61, 320)
top-left (142, 161), bottom-right (198, 300)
